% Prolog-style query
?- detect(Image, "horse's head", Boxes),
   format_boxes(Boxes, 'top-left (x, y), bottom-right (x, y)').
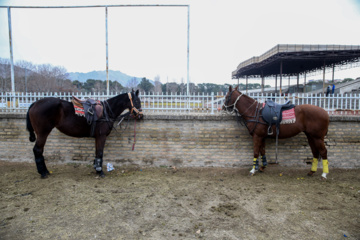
top-left (128, 89), bottom-right (143, 119)
top-left (222, 85), bottom-right (240, 113)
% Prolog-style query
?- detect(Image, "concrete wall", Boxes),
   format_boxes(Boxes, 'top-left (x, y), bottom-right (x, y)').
top-left (0, 112), bottom-right (359, 169)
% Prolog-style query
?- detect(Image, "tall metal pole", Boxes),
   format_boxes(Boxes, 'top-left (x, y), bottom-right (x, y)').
top-left (288, 76), bottom-right (290, 89)
top-left (25, 68), bottom-right (27, 93)
top-left (8, 7), bottom-right (15, 93)
top-left (279, 61), bottom-right (282, 95)
top-left (105, 6), bottom-right (109, 95)
top-left (261, 71), bottom-right (264, 94)
top-left (246, 76), bottom-right (248, 94)
top-left (186, 5), bottom-right (190, 95)
top-left (296, 73), bottom-right (299, 93)
top-left (322, 60), bottom-right (326, 94)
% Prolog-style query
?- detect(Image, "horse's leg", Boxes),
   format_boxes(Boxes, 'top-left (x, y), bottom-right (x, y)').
top-left (259, 138), bottom-right (267, 172)
top-left (305, 133), bottom-right (320, 177)
top-left (249, 135), bottom-right (262, 176)
top-left (33, 134), bottom-right (50, 179)
top-left (314, 137), bottom-right (329, 179)
top-left (94, 135), bottom-right (107, 178)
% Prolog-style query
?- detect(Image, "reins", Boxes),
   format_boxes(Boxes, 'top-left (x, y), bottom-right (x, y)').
top-left (98, 92), bottom-right (141, 151)
top-left (127, 92), bottom-right (143, 117)
top-left (224, 90), bottom-right (266, 134)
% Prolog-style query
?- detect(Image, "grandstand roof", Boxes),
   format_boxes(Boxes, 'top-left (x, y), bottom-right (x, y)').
top-left (232, 44), bottom-right (360, 79)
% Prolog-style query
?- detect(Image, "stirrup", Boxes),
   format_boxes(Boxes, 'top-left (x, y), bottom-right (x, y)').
top-left (267, 125), bottom-right (273, 135)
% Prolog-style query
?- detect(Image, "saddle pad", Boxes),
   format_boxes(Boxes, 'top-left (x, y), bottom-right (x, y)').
top-left (71, 98), bottom-right (86, 117)
top-left (73, 104), bottom-right (85, 117)
top-left (280, 108), bottom-right (296, 124)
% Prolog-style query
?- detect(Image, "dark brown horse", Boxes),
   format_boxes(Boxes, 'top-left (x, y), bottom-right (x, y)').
top-left (26, 90), bottom-right (143, 178)
top-left (223, 86), bottom-right (330, 179)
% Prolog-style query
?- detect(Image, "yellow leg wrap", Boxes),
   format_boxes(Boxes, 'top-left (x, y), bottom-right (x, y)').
top-left (322, 159), bottom-right (329, 174)
top-left (253, 158), bottom-right (257, 169)
top-left (311, 158), bottom-right (318, 172)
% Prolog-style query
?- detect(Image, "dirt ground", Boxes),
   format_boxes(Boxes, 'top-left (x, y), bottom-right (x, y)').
top-left (0, 161), bottom-right (359, 240)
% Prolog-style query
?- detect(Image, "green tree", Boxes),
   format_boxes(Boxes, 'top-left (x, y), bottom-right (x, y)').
top-left (341, 78), bottom-right (354, 83)
top-left (138, 78), bottom-right (154, 92)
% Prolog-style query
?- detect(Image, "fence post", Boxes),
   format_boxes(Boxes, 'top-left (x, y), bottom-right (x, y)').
top-left (211, 92), bottom-right (214, 114)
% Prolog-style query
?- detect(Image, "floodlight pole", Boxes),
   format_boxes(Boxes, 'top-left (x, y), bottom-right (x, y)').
top-left (186, 5), bottom-right (190, 96)
top-left (322, 60), bottom-right (326, 95)
top-left (105, 6), bottom-right (109, 95)
top-left (8, 7), bottom-right (15, 94)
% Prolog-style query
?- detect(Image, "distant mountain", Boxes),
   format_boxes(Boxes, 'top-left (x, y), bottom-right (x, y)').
top-left (67, 70), bottom-right (147, 86)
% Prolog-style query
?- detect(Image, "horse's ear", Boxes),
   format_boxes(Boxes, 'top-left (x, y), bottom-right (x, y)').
top-left (135, 89), bottom-right (139, 96)
top-left (229, 85), bottom-right (232, 92)
top-left (235, 86), bottom-right (238, 91)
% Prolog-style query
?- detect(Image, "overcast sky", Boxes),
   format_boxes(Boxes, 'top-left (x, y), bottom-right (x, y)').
top-left (1, 0), bottom-right (360, 86)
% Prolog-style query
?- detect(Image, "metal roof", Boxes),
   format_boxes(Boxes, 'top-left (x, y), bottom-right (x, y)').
top-left (232, 44), bottom-right (360, 79)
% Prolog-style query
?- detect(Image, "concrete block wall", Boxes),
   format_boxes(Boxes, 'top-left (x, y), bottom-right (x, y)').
top-left (0, 113), bottom-right (359, 169)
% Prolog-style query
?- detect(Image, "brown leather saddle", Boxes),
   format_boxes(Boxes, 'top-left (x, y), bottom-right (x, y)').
top-left (72, 96), bottom-right (104, 136)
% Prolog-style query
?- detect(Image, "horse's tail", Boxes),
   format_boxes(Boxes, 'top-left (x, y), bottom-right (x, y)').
top-left (26, 103), bottom-right (36, 142)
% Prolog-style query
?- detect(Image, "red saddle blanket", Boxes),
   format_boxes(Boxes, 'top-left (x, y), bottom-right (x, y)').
top-left (71, 97), bottom-right (101, 118)
top-left (280, 108), bottom-right (296, 124)
top-left (74, 105), bottom-right (86, 117)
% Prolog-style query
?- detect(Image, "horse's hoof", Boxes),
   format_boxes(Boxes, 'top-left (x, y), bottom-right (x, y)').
top-left (321, 173), bottom-right (327, 180)
top-left (249, 169), bottom-right (256, 176)
top-left (307, 171), bottom-right (315, 177)
top-left (259, 167), bottom-right (266, 172)
top-left (41, 175), bottom-right (48, 179)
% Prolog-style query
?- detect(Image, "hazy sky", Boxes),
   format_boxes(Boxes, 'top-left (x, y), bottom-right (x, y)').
top-left (1, 0), bottom-right (360, 85)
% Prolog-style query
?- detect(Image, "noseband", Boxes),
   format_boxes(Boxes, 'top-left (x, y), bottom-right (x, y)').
top-left (128, 92), bottom-right (143, 117)
top-left (223, 90), bottom-right (243, 114)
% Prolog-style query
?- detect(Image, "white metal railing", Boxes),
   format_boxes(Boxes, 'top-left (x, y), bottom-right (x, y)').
top-left (1, 92), bottom-right (359, 115)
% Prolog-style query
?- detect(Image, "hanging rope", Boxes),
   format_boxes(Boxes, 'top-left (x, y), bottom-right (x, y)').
top-left (132, 118), bottom-right (137, 151)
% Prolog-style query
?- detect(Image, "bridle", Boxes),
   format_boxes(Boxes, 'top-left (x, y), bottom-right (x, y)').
top-left (223, 90), bottom-right (265, 134)
top-left (101, 92), bottom-right (143, 143)
top-left (127, 92), bottom-right (143, 118)
top-left (223, 90), bottom-right (243, 114)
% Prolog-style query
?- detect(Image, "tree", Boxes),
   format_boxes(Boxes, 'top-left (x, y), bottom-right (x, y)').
top-left (179, 78), bottom-right (185, 94)
top-left (0, 58), bottom-right (10, 92)
top-left (154, 75), bottom-right (162, 93)
top-left (342, 78), bottom-right (354, 83)
top-left (166, 82), bottom-right (179, 93)
top-left (109, 80), bottom-right (124, 93)
top-left (126, 77), bottom-right (139, 90)
top-left (138, 77), bottom-right (154, 92)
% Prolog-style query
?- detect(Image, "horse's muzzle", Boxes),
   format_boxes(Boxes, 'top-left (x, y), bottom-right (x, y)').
top-left (137, 110), bottom-right (144, 119)
top-left (132, 108), bottom-right (143, 120)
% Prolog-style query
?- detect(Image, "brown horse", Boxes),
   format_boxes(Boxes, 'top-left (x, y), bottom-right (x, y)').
top-left (26, 90), bottom-right (143, 178)
top-left (223, 86), bottom-right (330, 179)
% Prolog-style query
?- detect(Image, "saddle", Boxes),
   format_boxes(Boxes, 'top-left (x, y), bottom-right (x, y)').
top-left (72, 96), bottom-right (104, 136)
top-left (261, 100), bottom-right (295, 135)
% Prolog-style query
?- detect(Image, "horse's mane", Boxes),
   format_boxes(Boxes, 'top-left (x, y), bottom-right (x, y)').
top-left (236, 90), bottom-right (256, 105)
top-left (107, 92), bottom-right (129, 102)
